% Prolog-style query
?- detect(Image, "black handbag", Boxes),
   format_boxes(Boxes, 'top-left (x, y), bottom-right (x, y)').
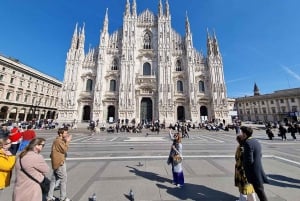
top-left (19, 159), bottom-right (50, 194)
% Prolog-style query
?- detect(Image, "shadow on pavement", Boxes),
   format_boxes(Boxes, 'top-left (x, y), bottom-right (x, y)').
top-left (126, 165), bottom-right (172, 184)
top-left (157, 183), bottom-right (237, 201)
top-left (267, 174), bottom-right (300, 189)
top-left (126, 165), bottom-right (237, 201)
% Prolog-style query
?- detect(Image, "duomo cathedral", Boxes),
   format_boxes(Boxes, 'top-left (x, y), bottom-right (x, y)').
top-left (57, 0), bottom-right (230, 125)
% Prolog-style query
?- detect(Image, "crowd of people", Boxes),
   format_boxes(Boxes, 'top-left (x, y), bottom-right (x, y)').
top-left (0, 123), bottom-right (72, 201)
top-left (2, 117), bottom-right (299, 200)
top-left (265, 121), bottom-right (300, 141)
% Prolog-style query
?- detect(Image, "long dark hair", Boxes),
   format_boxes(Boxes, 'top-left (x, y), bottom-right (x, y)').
top-left (19, 137), bottom-right (45, 158)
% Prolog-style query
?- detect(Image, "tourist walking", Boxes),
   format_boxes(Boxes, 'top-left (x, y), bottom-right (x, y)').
top-left (234, 134), bottom-right (257, 201)
top-left (288, 123), bottom-right (297, 140)
top-left (47, 127), bottom-right (72, 201)
top-left (241, 126), bottom-right (269, 201)
top-left (168, 130), bottom-right (184, 187)
top-left (278, 125), bottom-right (287, 141)
top-left (0, 136), bottom-right (16, 199)
top-left (13, 137), bottom-right (49, 201)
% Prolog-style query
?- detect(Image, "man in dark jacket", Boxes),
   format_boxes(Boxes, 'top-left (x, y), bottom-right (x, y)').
top-left (241, 126), bottom-right (269, 201)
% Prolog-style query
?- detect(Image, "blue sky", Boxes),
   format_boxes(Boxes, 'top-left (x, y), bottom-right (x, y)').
top-left (1, 0), bottom-right (300, 98)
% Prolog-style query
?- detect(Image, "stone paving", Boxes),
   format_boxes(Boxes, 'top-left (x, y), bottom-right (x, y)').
top-left (2, 125), bottom-right (300, 201)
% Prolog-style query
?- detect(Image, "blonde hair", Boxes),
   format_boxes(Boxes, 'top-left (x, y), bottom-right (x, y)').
top-left (19, 137), bottom-right (45, 158)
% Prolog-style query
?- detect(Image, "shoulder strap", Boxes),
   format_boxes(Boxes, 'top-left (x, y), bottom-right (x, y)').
top-left (19, 158), bottom-right (40, 184)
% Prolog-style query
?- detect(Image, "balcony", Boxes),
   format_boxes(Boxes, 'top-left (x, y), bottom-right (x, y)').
top-left (79, 91), bottom-right (93, 100)
top-left (136, 74), bottom-right (156, 86)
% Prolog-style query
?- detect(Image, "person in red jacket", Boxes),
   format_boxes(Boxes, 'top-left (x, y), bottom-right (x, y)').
top-left (8, 126), bottom-right (22, 155)
top-left (18, 125), bottom-right (36, 152)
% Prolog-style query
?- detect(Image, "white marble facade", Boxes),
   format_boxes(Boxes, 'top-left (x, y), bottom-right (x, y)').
top-left (57, 0), bottom-right (230, 125)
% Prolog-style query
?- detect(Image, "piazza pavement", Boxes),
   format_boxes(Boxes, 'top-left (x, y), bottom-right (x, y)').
top-left (2, 123), bottom-right (300, 201)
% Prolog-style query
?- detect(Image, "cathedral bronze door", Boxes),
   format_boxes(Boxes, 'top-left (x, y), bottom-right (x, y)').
top-left (107, 106), bottom-right (115, 122)
top-left (140, 98), bottom-right (153, 123)
top-left (177, 106), bottom-right (185, 122)
top-left (200, 106), bottom-right (208, 122)
top-left (82, 105), bottom-right (91, 121)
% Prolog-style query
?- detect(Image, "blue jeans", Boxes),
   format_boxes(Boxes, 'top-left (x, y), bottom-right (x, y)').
top-left (47, 163), bottom-right (68, 200)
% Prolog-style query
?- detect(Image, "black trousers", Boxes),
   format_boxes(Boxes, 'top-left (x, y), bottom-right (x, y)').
top-left (253, 184), bottom-right (268, 201)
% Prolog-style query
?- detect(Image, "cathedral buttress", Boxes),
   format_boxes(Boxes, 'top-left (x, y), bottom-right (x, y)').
top-left (207, 30), bottom-right (228, 121)
top-left (118, 0), bottom-right (135, 120)
top-left (185, 13), bottom-right (196, 119)
top-left (157, 0), bottom-right (173, 121)
top-left (94, 8), bottom-right (109, 113)
top-left (61, 23), bottom-right (85, 113)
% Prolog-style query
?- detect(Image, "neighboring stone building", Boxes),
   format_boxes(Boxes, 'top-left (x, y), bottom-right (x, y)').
top-left (235, 84), bottom-right (300, 123)
top-left (57, 0), bottom-right (230, 125)
top-left (0, 54), bottom-right (62, 122)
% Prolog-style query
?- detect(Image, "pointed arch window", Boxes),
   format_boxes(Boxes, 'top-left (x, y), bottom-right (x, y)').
top-left (109, 80), bottom-right (116, 91)
top-left (177, 80), bottom-right (183, 93)
top-left (111, 59), bottom-right (118, 70)
top-left (86, 79), bottom-right (93, 91)
top-left (143, 62), bottom-right (151, 75)
top-left (143, 32), bottom-right (151, 49)
top-left (175, 60), bottom-right (182, 71)
top-left (199, 80), bottom-right (205, 92)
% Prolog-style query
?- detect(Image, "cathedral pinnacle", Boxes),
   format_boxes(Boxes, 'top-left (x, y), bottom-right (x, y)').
top-left (103, 8), bottom-right (109, 33)
top-left (165, 0), bottom-right (170, 16)
top-left (125, 0), bottom-right (131, 17)
top-left (78, 23), bottom-right (85, 49)
top-left (71, 23), bottom-right (78, 49)
top-left (185, 11), bottom-right (191, 35)
top-left (158, 0), bottom-right (163, 17)
top-left (132, 0), bottom-right (137, 17)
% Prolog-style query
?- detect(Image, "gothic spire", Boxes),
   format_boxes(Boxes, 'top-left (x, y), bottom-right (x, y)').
top-left (206, 28), bottom-right (211, 39)
top-left (100, 8), bottom-right (109, 48)
top-left (158, 0), bottom-right (163, 17)
top-left (165, 0), bottom-right (170, 16)
top-left (103, 8), bottom-right (109, 33)
top-left (125, 0), bottom-right (131, 17)
top-left (206, 28), bottom-right (213, 56)
top-left (185, 11), bottom-right (191, 35)
top-left (212, 30), bottom-right (220, 55)
top-left (78, 23), bottom-right (85, 49)
top-left (254, 83), bottom-right (260, 96)
top-left (132, 0), bottom-right (137, 17)
top-left (185, 11), bottom-right (193, 48)
top-left (71, 23), bottom-right (78, 49)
